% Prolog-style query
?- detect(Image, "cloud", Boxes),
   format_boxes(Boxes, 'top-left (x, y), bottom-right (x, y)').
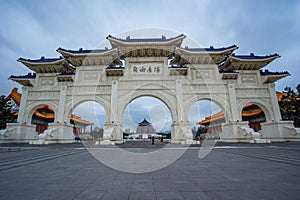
top-left (188, 100), bottom-right (222, 128)
top-left (73, 101), bottom-right (106, 128)
top-left (122, 96), bottom-right (172, 132)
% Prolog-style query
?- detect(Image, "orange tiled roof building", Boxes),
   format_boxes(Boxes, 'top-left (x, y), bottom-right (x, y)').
top-left (198, 92), bottom-right (283, 133)
top-left (6, 88), bottom-right (93, 134)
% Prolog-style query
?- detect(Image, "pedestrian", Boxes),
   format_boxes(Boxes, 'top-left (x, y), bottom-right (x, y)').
top-left (152, 136), bottom-right (155, 145)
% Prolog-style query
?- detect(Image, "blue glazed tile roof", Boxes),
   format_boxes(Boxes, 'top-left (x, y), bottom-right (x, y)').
top-left (107, 34), bottom-right (185, 43)
top-left (183, 45), bottom-right (238, 52)
top-left (138, 118), bottom-right (151, 126)
top-left (260, 70), bottom-right (290, 76)
top-left (18, 57), bottom-right (64, 63)
top-left (57, 72), bottom-right (75, 76)
top-left (9, 73), bottom-right (36, 79)
top-left (219, 69), bottom-right (239, 74)
top-left (57, 47), bottom-right (111, 54)
top-left (169, 65), bottom-right (188, 68)
top-left (230, 53), bottom-right (280, 59)
top-left (106, 66), bottom-right (125, 69)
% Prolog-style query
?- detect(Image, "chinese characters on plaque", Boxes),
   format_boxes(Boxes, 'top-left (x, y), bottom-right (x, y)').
top-left (131, 63), bottom-right (163, 74)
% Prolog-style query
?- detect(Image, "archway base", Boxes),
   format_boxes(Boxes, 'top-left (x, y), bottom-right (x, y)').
top-left (30, 123), bottom-right (74, 144)
top-left (261, 121), bottom-right (300, 142)
top-left (0, 123), bottom-right (37, 143)
top-left (220, 121), bottom-right (263, 143)
top-left (99, 123), bottom-right (123, 145)
top-left (171, 122), bottom-right (193, 144)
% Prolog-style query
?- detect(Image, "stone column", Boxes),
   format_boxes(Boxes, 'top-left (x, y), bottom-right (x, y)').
top-left (110, 80), bottom-right (118, 123)
top-left (101, 80), bottom-right (122, 144)
top-left (176, 79), bottom-right (183, 122)
top-left (171, 80), bottom-right (193, 144)
top-left (227, 84), bottom-right (239, 122)
top-left (41, 85), bottom-right (74, 144)
top-left (17, 86), bottom-right (29, 123)
top-left (268, 83), bottom-right (281, 121)
top-left (221, 84), bottom-right (247, 142)
top-left (57, 86), bottom-right (67, 123)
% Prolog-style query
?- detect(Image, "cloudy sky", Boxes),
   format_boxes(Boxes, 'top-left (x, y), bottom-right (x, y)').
top-left (1, 0), bottom-right (299, 131)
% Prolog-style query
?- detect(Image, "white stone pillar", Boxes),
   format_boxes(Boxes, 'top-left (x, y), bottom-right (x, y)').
top-left (171, 80), bottom-right (193, 144)
top-left (110, 80), bottom-right (118, 123)
top-left (17, 86), bottom-right (29, 123)
top-left (175, 79), bottom-right (183, 122)
top-left (227, 84), bottom-right (239, 121)
top-left (100, 80), bottom-right (123, 144)
top-left (268, 83), bottom-right (281, 121)
top-left (57, 86), bottom-right (67, 123)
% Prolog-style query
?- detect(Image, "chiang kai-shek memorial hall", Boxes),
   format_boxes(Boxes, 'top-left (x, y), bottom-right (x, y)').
top-left (1, 33), bottom-right (299, 144)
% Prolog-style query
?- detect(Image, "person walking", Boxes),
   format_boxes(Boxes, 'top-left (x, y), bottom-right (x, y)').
top-left (151, 136), bottom-right (155, 145)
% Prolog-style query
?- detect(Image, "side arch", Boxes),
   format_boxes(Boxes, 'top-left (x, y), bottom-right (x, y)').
top-left (183, 94), bottom-right (230, 123)
top-left (237, 99), bottom-right (272, 122)
top-left (64, 95), bottom-right (110, 124)
top-left (25, 101), bottom-right (58, 124)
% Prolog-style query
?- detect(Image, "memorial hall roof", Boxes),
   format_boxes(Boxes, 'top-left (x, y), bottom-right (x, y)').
top-left (138, 118), bottom-right (152, 126)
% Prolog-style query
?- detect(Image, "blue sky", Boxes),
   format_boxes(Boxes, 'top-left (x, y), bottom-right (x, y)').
top-left (73, 98), bottom-right (220, 132)
top-left (1, 0), bottom-right (299, 131)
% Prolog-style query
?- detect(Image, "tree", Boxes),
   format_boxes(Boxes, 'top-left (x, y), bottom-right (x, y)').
top-left (89, 127), bottom-right (104, 139)
top-left (279, 84), bottom-right (300, 127)
top-left (0, 95), bottom-right (15, 129)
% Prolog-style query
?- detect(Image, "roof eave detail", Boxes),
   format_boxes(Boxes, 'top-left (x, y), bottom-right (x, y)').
top-left (229, 54), bottom-right (280, 62)
top-left (57, 48), bottom-right (118, 57)
top-left (176, 45), bottom-right (238, 55)
top-left (9, 78), bottom-right (34, 87)
top-left (17, 58), bottom-right (65, 66)
top-left (107, 34), bottom-right (186, 47)
top-left (262, 74), bottom-right (290, 83)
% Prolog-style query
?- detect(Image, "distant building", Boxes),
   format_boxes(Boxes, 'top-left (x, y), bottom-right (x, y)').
top-left (136, 118), bottom-right (156, 138)
top-left (124, 129), bottom-right (134, 134)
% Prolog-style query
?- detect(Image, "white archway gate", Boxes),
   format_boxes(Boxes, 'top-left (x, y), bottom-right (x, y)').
top-left (2, 32), bottom-right (299, 144)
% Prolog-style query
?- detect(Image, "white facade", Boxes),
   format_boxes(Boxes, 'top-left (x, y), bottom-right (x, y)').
top-left (1, 33), bottom-right (299, 144)
top-left (136, 118), bottom-right (156, 137)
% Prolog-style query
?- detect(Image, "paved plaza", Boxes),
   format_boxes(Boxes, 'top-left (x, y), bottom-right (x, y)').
top-left (0, 141), bottom-right (300, 200)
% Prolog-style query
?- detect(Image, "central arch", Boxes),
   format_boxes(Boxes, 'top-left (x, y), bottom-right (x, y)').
top-left (118, 90), bottom-right (177, 123)
top-left (122, 96), bottom-right (172, 140)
